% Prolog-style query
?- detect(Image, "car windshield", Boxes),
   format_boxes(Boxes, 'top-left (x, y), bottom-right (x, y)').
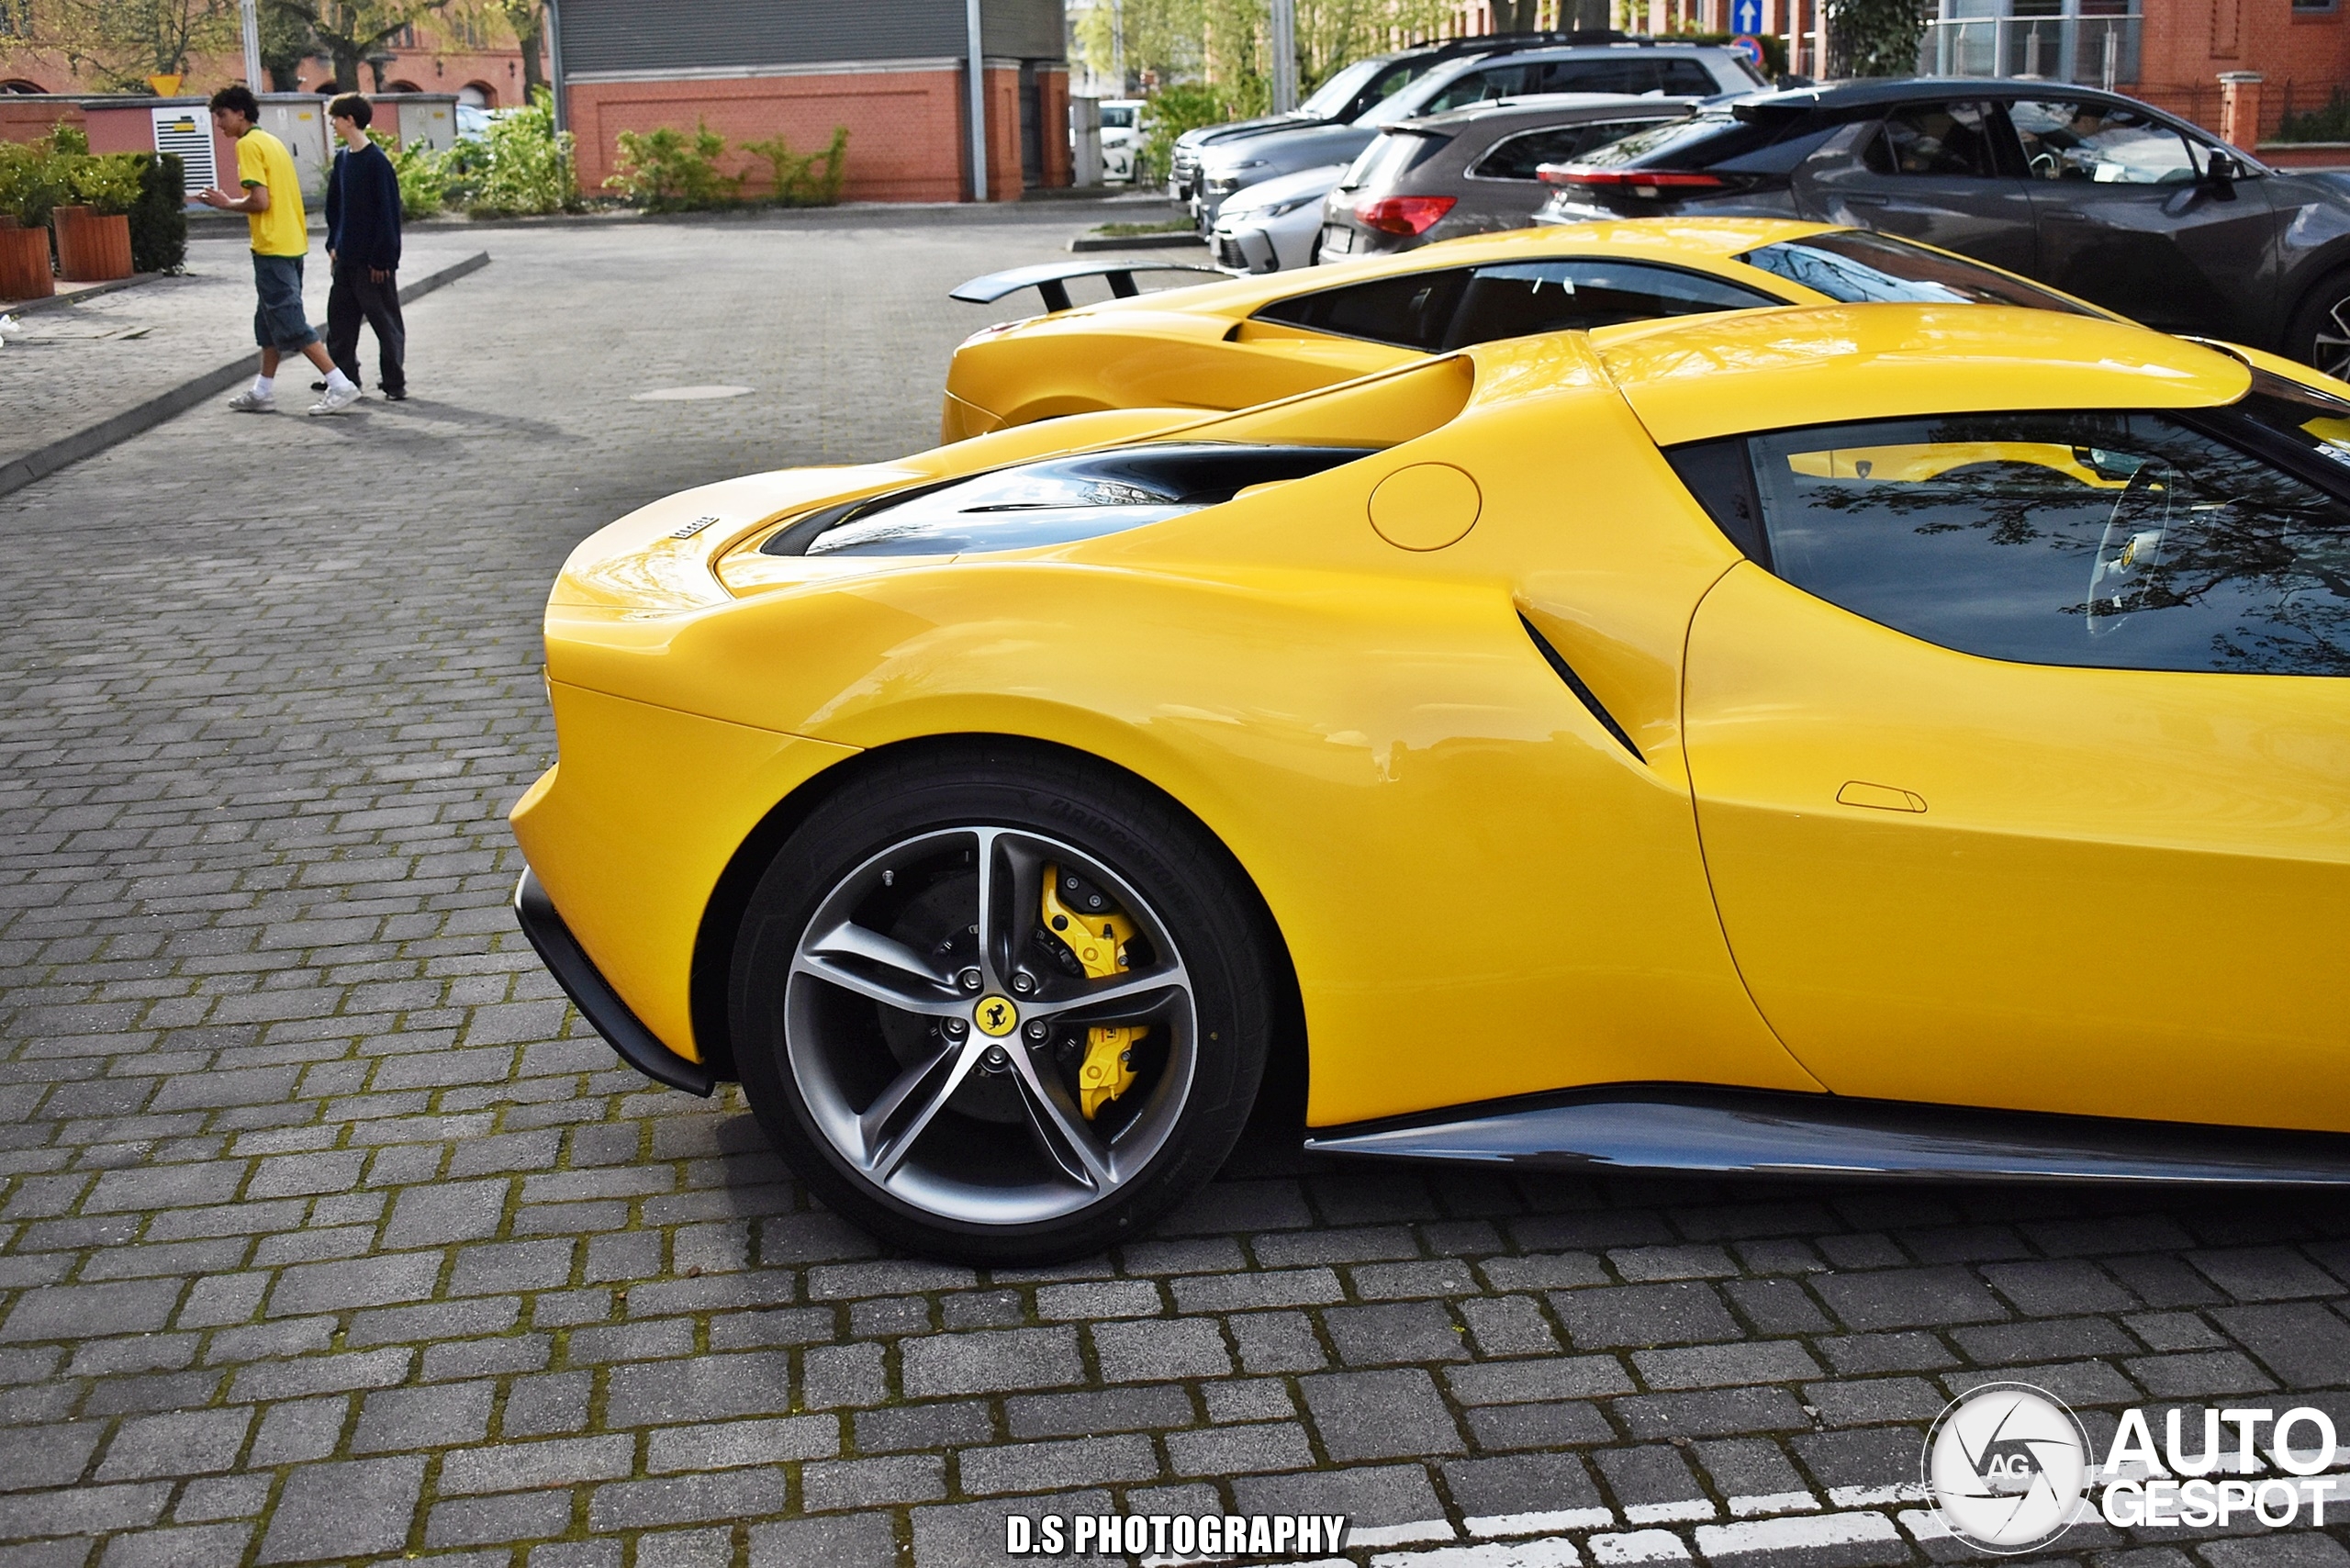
top-left (1739, 230), bottom-right (2099, 314)
top-left (1300, 57), bottom-right (1403, 119)
top-left (1102, 106), bottom-right (1136, 129)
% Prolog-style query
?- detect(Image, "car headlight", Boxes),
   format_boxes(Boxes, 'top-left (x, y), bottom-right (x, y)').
top-left (1262, 191), bottom-right (1324, 217)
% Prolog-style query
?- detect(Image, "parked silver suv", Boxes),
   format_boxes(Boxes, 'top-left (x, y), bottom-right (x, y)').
top-left (1188, 40), bottom-right (1763, 231)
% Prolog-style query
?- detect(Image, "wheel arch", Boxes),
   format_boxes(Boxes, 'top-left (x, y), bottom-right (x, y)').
top-left (687, 731), bottom-right (1307, 1110)
top-left (2277, 244), bottom-right (2350, 358)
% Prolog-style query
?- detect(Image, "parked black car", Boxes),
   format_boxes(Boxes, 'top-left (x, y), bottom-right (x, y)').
top-left (1319, 95), bottom-right (1697, 260)
top-left (1531, 77), bottom-right (2350, 373)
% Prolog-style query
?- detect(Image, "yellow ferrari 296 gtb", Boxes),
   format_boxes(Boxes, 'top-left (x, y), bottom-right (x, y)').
top-left (939, 217), bottom-right (2112, 443)
top-left (513, 305), bottom-right (2350, 1263)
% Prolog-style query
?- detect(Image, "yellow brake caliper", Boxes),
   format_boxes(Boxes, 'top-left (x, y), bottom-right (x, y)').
top-left (1041, 864), bottom-right (1144, 1119)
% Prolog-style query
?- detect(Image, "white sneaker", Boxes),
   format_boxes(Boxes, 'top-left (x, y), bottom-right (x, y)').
top-left (227, 388), bottom-right (276, 413)
top-left (307, 383), bottom-right (362, 416)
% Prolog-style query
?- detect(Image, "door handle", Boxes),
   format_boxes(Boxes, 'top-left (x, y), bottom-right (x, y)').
top-left (2041, 208), bottom-right (2090, 222)
top-left (1837, 780), bottom-right (1928, 812)
top-left (1843, 193), bottom-right (1890, 207)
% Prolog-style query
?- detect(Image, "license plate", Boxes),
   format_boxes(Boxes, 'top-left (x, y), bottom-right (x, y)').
top-left (1321, 224), bottom-right (1352, 255)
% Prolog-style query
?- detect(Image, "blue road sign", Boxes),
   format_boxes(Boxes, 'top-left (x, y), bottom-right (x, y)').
top-left (1731, 0), bottom-right (1764, 36)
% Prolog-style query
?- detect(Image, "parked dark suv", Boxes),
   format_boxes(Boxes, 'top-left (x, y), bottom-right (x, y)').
top-left (1530, 77), bottom-right (2350, 372)
top-left (1319, 95), bottom-right (1696, 260)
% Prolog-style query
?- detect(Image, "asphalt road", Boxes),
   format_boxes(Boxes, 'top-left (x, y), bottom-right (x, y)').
top-left (1, 210), bottom-right (2346, 1568)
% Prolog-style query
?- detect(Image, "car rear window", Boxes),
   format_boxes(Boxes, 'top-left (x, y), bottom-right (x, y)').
top-left (1739, 230), bottom-right (2098, 314)
top-left (1572, 109), bottom-right (1804, 170)
top-left (1255, 269), bottom-right (1472, 351)
top-left (1341, 128), bottom-right (1454, 191)
top-left (1472, 118), bottom-right (1681, 180)
top-left (1530, 58), bottom-right (1719, 95)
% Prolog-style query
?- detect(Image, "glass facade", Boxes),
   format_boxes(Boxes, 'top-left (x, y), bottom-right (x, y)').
top-left (1920, 0), bottom-right (2142, 88)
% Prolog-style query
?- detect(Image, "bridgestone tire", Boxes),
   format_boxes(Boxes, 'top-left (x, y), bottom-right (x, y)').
top-left (729, 743), bottom-right (1273, 1264)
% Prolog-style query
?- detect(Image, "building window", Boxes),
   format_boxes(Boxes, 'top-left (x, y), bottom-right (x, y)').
top-left (1923, 1), bottom-right (2142, 88)
top-left (2293, 0), bottom-right (2338, 15)
top-left (0, 0), bottom-right (28, 39)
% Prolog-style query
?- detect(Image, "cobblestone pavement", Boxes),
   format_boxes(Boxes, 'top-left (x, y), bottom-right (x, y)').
top-left (0, 234), bottom-right (481, 473)
top-left (3, 213), bottom-right (2349, 1568)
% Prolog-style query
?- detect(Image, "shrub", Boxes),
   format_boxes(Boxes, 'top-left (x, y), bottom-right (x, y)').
top-left (126, 152), bottom-right (187, 274)
top-left (66, 152), bottom-right (144, 215)
top-left (738, 126), bottom-right (850, 207)
top-left (1139, 84), bottom-right (1232, 187)
top-left (369, 128), bottom-right (452, 221)
top-left (2277, 89), bottom-right (2350, 144)
top-left (463, 88), bottom-right (578, 217)
top-left (607, 120), bottom-right (738, 210)
top-left (0, 137), bottom-right (74, 230)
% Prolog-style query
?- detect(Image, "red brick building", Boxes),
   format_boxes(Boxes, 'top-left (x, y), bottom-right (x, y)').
top-left (554, 0), bottom-right (1071, 202)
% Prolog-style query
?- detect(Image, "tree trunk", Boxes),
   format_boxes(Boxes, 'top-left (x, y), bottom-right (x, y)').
top-left (1494, 0), bottom-right (1542, 32)
top-left (517, 4), bottom-right (546, 97)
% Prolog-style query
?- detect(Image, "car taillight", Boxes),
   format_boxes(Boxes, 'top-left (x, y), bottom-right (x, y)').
top-left (1536, 164), bottom-right (1729, 196)
top-left (1353, 196), bottom-right (1457, 236)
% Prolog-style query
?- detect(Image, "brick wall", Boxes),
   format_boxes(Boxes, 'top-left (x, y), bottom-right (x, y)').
top-left (2135, 0), bottom-right (2350, 141)
top-left (569, 65), bottom-right (1044, 204)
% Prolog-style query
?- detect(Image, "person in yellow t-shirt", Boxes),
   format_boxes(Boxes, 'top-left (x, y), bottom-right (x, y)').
top-left (195, 85), bottom-right (361, 416)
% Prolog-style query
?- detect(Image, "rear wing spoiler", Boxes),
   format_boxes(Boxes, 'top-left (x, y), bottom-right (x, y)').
top-left (949, 259), bottom-right (1226, 314)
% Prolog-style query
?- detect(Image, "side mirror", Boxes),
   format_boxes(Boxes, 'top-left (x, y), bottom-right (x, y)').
top-left (2205, 150), bottom-right (2244, 185)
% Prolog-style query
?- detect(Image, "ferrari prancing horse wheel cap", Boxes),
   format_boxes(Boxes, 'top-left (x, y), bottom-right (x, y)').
top-left (973, 994), bottom-right (1019, 1037)
top-left (1924, 1382), bottom-right (2090, 1554)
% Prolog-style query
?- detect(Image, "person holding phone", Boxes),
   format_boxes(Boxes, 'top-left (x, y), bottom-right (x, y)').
top-left (195, 84), bottom-right (362, 416)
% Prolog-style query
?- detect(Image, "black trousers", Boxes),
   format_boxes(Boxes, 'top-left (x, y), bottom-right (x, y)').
top-left (326, 263), bottom-right (407, 396)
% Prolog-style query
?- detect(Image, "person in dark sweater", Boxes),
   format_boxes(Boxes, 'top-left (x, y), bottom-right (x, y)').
top-left (322, 94), bottom-right (407, 401)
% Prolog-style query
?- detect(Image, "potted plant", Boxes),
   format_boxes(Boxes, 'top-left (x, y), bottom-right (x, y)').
top-left (53, 152), bottom-right (142, 283)
top-left (0, 141), bottom-right (59, 299)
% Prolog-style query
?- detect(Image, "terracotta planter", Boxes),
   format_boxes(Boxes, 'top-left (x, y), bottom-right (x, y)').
top-left (0, 221), bottom-right (53, 301)
top-left (52, 207), bottom-right (134, 284)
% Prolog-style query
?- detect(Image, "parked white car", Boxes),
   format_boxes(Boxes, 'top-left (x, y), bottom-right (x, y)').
top-left (1208, 163), bottom-right (1348, 274)
top-left (1100, 98), bottom-right (1146, 185)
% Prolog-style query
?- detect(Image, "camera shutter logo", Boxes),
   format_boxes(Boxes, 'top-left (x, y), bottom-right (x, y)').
top-left (1924, 1382), bottom-right (2090, 1553)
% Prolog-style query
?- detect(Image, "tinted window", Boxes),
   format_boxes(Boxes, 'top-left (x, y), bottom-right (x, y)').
top-left (1423, 64), bottom-right (1538, 114)
top-left (1254, 269), bottom-right (1472, 349)
top-left (1539, 59), bottom-right (1672, 95)
top-left (1862, 101), bottom-right (2005, 177)
top-left (1446, 261), bottom-right (1774, 348)
top-left (1473, 118), bottom-right (1677, 180)
top-left (1101, 106), bottom-right (1136, 129)
top-left (1736, 401), bottom-right (2350, 674)
top-left (1301, 57), bottom-right (1415, 120)
top-left (1341, 128), bottom-right (1454, 192)
top-left (1739, 230), bottom-right (2096, 313)
top-left (1657, 60), bottom-right (1722, 95)
top-left (2010, 98), bottom-right (2202, 185)
top-left (1573, 110), bottom-right (1797, 171)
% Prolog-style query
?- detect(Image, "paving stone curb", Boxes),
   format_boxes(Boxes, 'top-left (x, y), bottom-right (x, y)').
top-left (0, 249), bottom-right (490, 502)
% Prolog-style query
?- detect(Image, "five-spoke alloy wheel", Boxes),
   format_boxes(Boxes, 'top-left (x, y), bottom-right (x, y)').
top-left (731, 748), bottom-right (1272, 1263)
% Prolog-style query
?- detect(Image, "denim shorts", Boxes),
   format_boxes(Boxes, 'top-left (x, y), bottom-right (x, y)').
top-left (252, 252), bottom-right (318, 352)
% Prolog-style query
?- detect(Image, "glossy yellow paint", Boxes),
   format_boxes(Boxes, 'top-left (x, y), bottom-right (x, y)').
top-left (1684, 564), bottom-right (2350, 1132)
top-left (940, 218), bottom-right (2105, 440)
top-left (1599, 305), bottom-right (2250, 446)
top-left (520, 329), bottom-right (1827, 1123)
top-left (517, 303), bottom-right (2343, 1134)
top-left (509, 684), bottom-right (857, 1062)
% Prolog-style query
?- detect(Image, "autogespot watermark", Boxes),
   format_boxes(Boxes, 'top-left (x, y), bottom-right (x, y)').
top-left (1926, 1382), bottom-right (2347, 1554)
top-left (1002, 1512), bottom-right (1347, 1558)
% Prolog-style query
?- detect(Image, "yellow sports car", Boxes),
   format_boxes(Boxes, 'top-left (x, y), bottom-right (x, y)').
top-left (513, 305), bottom-right (2350, 1263)
top-left (939, 217), bottom-right (2111, 442)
